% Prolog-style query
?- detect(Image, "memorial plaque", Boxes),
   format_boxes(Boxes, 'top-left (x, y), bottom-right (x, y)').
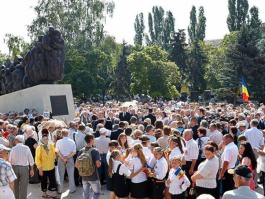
top-left (50, 95), bottom-right (69, 116)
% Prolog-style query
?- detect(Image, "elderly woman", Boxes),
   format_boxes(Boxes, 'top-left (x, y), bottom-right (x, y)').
top-left (35, 134), bottom-right (58, 198)
top-left (191, 145), bottom-right (219, 198)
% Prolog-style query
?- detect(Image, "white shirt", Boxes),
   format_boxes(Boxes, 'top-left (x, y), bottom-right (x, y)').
top-left (9, 143), bottom-right (34, 166)
top-left (196, 156), bottom-right (219, 188)
top-left (56, 137), bottom-right (76, 157)
top-left (221, 142), bottom-right (239, 169)
top-left (153, 157), bottom-right (168, 180)
top-left (94, 136), bottom-right (110, 154)
top-left (209, 130), bottom-right (223, 145)
top-left (169, 147), bottom-right (184, 160)
top-left (126, 136), bottom-right (134, 147)
top-left (244, 127), bottom-right (264, 149)
top-left (184, 139), bottom-right (199, 161)
top-left (112, 160), bottom-right (131, 177)
top-left (130, 157), bottom-right (147, 183)
top-left (259, 148), bottom-right (265, 172)
top-left (143, 147), bottom-right (153, 163)
top-left (145, 134), bottom-right (156, 143)
top-left (222, 186), bottom-right (265, 199)
top-left (68, 128), bottom-right (77, 140)
top-left (0, 137), bottom-right (9, 147)
top-left (168, 168), bottom-right (190, 195)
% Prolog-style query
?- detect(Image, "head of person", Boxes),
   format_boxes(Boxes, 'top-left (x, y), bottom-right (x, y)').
top-left (124, 127), bottom-right (132, 137)
top-left (61, 128), bottom-right (69, 137)
top-left (153, 147), bottom-right (164, 160)
top-left (10, 125), bottom-right (18, 135)
top-left (138, 124), bottom-right (145, 132)
top-left (154, 128), bottom-right (162, 139)
top-left (140, 135), bottom-right (151, 147)
top-left (132, 143), bottom-right (146, 166)
top-left (15, 135), bottom-right (25, 145)
top-left (146, 125), bottom-right (154, 135)
top-left (237, 122), bottom-right (246, 132)
top-left (41, 134), bottom-right (49, 145)
top-left (150, 142), bottom-right (160, 153)
top-left (119, 121), bottom-right (126, 129)
top-left (169, 136), bottom-right (184, 153)
top-left (209, 123), bottom-right (217, 132)
top-left (204, 145), bottom-right (215, 160)
top-left (238, 142), bottom-right (257, 170)
top-left (170, 155), bottom-right (182, 169)
top-left (230, 126), bottom-right (238, 137)
top-left (228, 165), bottom-right (253, 187)
top-left (84, 133), bottom-right (95, 146)
top-left (109, 140), bottom-right (119, 152)
top-left (78, 124), bottom-right (86, 133)
top-left (237, 134), bottom-right (247, 144)
top-left (223, 134), bottom-right (234, 145)
top-left (207, 141), bottom-right (218, 153)
top-left (69, 121), bottom-right (77, 130)
top-left (99, 127), bottom-right (107, 136)
top-left (144, 118), bottom-right (151, 125)
top-left (238, 113), bottom-right (246, 121)
top-left (0, 144), bottom-right (10, 160)
top-left (197, 127), bottom-right (207, 138)
top-left (190, 117), bottom-right (198, 127)
top-left (163, 125), bottom-right (171, 136)
top-left (200, 120), bottom-right (209, 128)
top-left (155, 120), bottom-right (163, 129)
top-left (118, 133), bottom-right (128, 148)
top-left (108, 150), bottom-right (121, 177)
top-left (130, 116), bottom-right (138, 125)
top-left (250, 119), bottom-right (258, 128)
top-left (183, 129), bottom-right (193, 141)
top-left (229, 119), bottom-right (237, 127)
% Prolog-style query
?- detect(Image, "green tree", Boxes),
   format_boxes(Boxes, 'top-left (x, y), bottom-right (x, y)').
top-left (128, 44), bottom-right (180, 99)
top-left (227, 0), bottom-right (249, 32)
top-left (168, 29), bottom-right (188, 79)
top-left (162, 11), bottom-right (175, 50)
top-left (197, 7), bottom-right (206, 41)
top-left (134, 13), bottom-right (145, 46)
top-left (110, 41), bottom-right (132, 100)
top-left (28, 0), bottom-right (115, 50)
top-left (188, 6), bottom-right (197, 43)
top-left (3, 34), bottom-right (28, 57)
top-left (221, 25), bottom-right (265, 102)
top-left (249, 6), bottom-right (262, 41)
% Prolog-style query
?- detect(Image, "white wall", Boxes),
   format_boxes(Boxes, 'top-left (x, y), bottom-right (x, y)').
top-left (0, 84), bottom-right (75, 121)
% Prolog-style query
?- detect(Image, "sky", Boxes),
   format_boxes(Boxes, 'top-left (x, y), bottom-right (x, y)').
top-left (0, 0), bottom-right (265, 54)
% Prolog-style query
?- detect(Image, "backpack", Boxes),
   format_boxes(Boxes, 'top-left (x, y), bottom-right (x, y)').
top-left (77, 147), bottom-right (95, 177)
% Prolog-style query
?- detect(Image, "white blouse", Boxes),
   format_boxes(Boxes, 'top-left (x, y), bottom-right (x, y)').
top-left (153, 157), bottom-right (168, 180)
top-left (130, 157), bottom-right (147, 183)
top-left (168, 168), bottom-right (190, 195)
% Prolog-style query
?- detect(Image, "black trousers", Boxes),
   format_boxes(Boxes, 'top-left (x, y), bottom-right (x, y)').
top-left (151, 181), bottom-right (165, 199)
top-left (40, 168), bottom-right (57, 192)
top-left (262, 171), bottom-right (265, 196)
top-left (182, 161), bottom-right (194, 199)
top-left (170, 192), bottom-right (185, 199)
top-left (195, 186), bottom-right (216, 198)
top-left (73, 152), bottom-right (81, 185)
top-left (222, 170), bottom-right (234, 193)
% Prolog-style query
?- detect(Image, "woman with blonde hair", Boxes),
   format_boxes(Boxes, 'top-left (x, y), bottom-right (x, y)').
top-left (130, 143), bottom-right (149, 199)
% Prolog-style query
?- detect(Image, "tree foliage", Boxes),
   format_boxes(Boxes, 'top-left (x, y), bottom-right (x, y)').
top-left (128, 45), bottom-right (180, 99)
top-left (3, 34), bottom-right (28, 57)
top-left (28, 0), bottom-right (115, 50)
top-left (227, 0), bottom-right (249, 32)
top-left (134, 13), bottom-right (145, 46)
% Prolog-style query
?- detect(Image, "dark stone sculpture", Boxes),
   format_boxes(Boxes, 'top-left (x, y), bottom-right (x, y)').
top-left (0, 27), bottom-right (65, 95)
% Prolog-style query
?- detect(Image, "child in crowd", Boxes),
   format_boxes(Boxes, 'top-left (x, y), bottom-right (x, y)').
top-left (167, 156), bottom-right (190, 199)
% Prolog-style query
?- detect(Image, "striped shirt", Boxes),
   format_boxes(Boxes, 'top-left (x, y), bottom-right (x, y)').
top-left (9, 143), bottom-right (34, 166)
top-left (0, 158), bottom-right (17, 186)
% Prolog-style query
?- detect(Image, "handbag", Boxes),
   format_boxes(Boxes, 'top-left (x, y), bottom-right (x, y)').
top-left (189, 182), bottom-right (197, 196)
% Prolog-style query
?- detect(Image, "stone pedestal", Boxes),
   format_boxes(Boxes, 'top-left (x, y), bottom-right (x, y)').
top-left (0, 84), bottom-right (75, 121)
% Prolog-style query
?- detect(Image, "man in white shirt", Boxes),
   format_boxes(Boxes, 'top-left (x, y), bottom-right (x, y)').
top-left (9, 135), bottom-right (34, 199)
top-left (208, 123), bottom-right (223, 145)
top-left (220, 134), bottom-right (239, 193)
top-left (56, 129), bottom-right (76, 194)
top-left (223, 165), bottom-right (265, 199)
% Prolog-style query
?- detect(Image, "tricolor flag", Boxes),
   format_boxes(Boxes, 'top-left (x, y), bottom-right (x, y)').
top-left (242, 77), bottom-right (249, 103)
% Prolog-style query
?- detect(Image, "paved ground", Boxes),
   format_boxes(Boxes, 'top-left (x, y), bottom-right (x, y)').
top-left (27, 182), bottom-right (264, 199)
top-left (27, 183), bottom-right (110, 199)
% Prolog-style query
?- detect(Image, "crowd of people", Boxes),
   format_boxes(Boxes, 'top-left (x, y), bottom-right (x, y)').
top-left (1, 101), bottom-right (265, 199)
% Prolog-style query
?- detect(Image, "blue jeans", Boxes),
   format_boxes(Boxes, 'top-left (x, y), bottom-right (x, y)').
top-left (82, 179), bottom-right (101, 199)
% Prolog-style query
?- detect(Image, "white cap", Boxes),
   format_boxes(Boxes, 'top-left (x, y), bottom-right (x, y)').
top-left (0, 144), bottom-right (10, 151)
top-left (99, 128), bottom-right (107, 134)
top-left (238, 113), bottom-right (245, 118)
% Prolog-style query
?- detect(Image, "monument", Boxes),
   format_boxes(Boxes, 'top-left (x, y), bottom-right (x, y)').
top-left (0, 27), bottom-right (75, 121)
